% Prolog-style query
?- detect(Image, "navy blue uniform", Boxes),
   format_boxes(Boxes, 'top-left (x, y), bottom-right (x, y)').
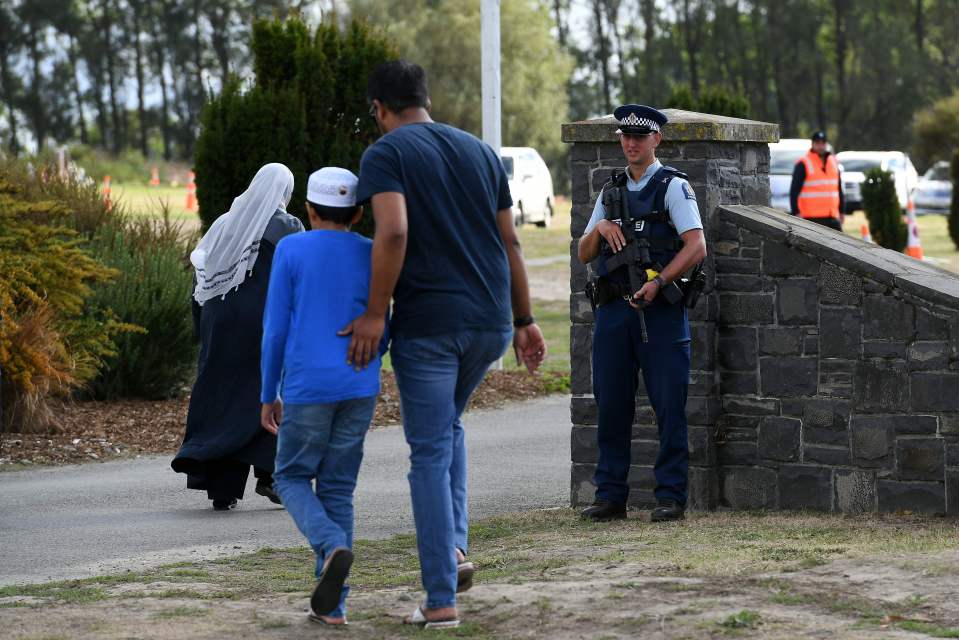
top-left (588, 163), bottom-right (702, 507)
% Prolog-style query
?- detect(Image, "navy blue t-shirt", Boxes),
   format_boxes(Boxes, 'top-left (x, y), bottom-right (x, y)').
top-left (357, 122), bottom-right (513, 339)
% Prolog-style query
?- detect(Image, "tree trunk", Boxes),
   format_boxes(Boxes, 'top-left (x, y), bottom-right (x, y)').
top-left (767, 3), bottom-right (790, 134)
top-left (150, 11), bottom-right (172, 161)
top-left (100, 0), bottom-right (123, 153)
top-left (591, 0), bottom-right (612, 113)
top-left (25, 23), bottom-right (46, 150)
top-left (915, 0), bottom-right (924, 58)
top-left (131, 1), bottom-right (149, 157)
top-left (749, 2), bottom-right (769, 119)
top-left (0, 52), bottom-right (19, 153)
top-left (833, 0), bottom-right (848, 146)
top-left (207, 2), bottom-right (232, 85)
top-left (681, 0), bottom-right (702, 96)
top-left (641, 0), bottom-right (656, 104)
top-left (552, 0), bottom-right (567, 49)
top-left (604, 0), bottom-right (628, 100)
top-left (67, 32), bottom-right (88, 145)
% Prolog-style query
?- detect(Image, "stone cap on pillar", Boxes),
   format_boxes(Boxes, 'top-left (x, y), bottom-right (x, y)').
top-left (562, 109), bottom-right (780, 144)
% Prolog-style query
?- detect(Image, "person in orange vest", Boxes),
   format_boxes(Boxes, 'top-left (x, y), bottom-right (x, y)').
top-left (789, 130), bottom-right (845, 230)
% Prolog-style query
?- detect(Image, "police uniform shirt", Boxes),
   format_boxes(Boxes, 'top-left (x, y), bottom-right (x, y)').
top-left (583, 160), bottom-right (703, 236)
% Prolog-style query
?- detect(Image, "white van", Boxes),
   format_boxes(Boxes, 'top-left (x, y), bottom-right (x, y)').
top-left (835, 151), bottom-right (919, 213)
top-left (500, 147), bottom-right (555, 227)
top-left (768, 138), bottom-right (812, 211)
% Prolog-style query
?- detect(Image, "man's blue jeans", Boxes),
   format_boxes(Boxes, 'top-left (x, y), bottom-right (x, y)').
top-left (273, 396), bottom-right (376, 619)
top-left (391, 329), bottom-right (511, 610)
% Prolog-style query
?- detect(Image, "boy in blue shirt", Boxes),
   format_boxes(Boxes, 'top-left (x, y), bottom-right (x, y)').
top-left (260, 167), bottom-right (384, 626)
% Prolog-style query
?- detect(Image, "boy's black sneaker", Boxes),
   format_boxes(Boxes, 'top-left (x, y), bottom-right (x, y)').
top-left (650, 500), bottom-right (685, 522)
top-left (579, 500), bottom-right (627, 522)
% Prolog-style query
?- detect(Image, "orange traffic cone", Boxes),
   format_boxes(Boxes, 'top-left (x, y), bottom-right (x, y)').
top-left (150, 166), bottom-right (160, 187)
top-left (102, 175), bottom-right (112, 211)
top-left (185, 170), bottom-right (197, 212)
top-left (904, 197), bottom-right (924, 259)
top-left (860, 223), bottom-right (873, 243)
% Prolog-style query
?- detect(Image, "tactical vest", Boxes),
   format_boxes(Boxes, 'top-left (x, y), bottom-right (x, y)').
top-left (596, 166), bottom-right (686, 288)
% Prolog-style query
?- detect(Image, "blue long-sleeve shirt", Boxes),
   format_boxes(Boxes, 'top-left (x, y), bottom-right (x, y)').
top-left (261, 230), bottom-right (385, 405)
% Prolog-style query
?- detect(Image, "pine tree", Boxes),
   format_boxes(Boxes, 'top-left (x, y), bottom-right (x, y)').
top-left (194, 16), bottom-right (396, 232)
top-left (861, 167), bottom-right (907, 252)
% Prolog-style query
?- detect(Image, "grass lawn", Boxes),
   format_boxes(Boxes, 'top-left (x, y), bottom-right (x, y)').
top-left (842, 210), bottom-right (959, 273)
top-left (3, 509), bottom-right (959, 639)
top-left (109, 183), bottom-right (199, 221)
top-left (515, 196), bottom-right (572, 260)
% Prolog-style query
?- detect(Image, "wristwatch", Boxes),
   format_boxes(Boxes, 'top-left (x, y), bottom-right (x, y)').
top-left (513, 315), bottom-right (535, 328)
top-left (652, 275), bottom-right (667, 289)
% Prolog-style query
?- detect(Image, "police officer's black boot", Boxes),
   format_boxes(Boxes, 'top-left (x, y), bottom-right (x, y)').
top-left (579, 500), bottom-right (627, 522)
top-left (650, 499), bottom-right (685, 522)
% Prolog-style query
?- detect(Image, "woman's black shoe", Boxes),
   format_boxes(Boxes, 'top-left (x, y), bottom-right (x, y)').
top-left (212, 498), bottom-right (238, 511)
top-left (579, 500), bottom-right (627, 522)
top-left (255, 480), bottom-right (282, 505)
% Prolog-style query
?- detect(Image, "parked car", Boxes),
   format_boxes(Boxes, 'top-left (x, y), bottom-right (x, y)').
top-left (835, 151), bottom-right (918, 213)
top-left (913, 160), bottom-right (952, 216)
top-left (501, 146), bottom-right (555, 227)
top-left (768, 138), bottom-right (812, 211)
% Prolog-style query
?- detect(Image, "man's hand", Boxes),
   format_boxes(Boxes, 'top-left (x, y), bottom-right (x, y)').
top-left (630, 280), bottom-right (660, 308)
top-left (338, 311), bottom-right (386, 370)
top-left (261, 400), bottom-right (283, 435)
top-left (596, 219), bottom-right (626, 253)
top-left (513, 323), bottom-right (547, 374)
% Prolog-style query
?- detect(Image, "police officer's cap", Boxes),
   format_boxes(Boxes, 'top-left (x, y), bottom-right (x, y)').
top-left (614, 104), bottom-right (668, 135)
top-left (811, 130), bottom-right (827, 142)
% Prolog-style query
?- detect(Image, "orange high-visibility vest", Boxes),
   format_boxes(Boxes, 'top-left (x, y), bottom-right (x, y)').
top-left (797, 150), bottom-right (841, 219)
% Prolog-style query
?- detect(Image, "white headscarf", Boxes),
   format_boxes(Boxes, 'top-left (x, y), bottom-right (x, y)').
top-left (190, 163), bottom-right (295, 305)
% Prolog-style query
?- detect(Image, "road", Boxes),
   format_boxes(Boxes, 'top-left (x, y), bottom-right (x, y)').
top-left (0, 396), bottom-right (570, 586)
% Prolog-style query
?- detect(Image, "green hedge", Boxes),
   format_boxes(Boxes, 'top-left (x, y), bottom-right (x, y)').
top-left (861, 168), bottom-right (907, 252)
top-left (195, 17), bottom-right (397, 234)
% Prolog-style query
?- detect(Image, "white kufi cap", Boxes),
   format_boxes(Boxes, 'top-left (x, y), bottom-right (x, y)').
top-left (307, 167), bottom-right (358, 207)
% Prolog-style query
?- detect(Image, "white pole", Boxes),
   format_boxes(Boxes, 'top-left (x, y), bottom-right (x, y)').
top-left (482, 0), bottom-right (506, 370)
top-left (481, 0), bottom-right (502, 154)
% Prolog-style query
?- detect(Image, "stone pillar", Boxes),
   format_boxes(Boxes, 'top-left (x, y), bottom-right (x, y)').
top-left (563, 110), bottom-right (779, 510)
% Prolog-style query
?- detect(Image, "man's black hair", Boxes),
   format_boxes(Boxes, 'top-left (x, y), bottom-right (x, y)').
top-left (307, 200), bottom-right (360, 226)
top-left (367, 60), bottom-right (430, 113)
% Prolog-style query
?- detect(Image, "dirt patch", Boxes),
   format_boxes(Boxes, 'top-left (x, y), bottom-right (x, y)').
top-left (0, 370), bottom-right (567, 469)
top-left (4, 510), bottom-right (959, 639)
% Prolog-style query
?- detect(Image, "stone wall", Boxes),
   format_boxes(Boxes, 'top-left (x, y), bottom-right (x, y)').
top-left (714, 206), bottom-right (959, 514)
top-left (563, 111), bottom-right (778, 511)
top-left (564, 110), bottom-right (959, 515)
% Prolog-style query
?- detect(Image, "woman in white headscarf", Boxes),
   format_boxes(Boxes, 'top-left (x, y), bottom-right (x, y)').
top-left (173, 163), bottom-right (304, 511)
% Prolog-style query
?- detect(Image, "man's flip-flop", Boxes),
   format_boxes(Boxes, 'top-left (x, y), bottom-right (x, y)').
top-left (310, 547), bottom-right (353, 616)
top-left (308, 612), bottom-right (348, 626)
top-left (403, 606), bottom-right (460, 629)
top-left (456, 561), bottom-right (475, 593)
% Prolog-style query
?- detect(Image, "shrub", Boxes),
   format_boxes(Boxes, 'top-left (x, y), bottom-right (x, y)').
top-left (0, 173), bottom-right (122, 432)
top-left (951, 149), bottom-right (959, 251)
top-left (85, 212), bottom-right (198, 400)
top-left (861, 167), bottom-right (907, 252)
top-left (667, 84), bottom-right (749, 118)
top-left (194, 16), bottom-right (397, 234)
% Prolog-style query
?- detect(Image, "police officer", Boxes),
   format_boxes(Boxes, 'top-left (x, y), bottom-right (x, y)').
top-left (577, 105), bottom-right (707, 523)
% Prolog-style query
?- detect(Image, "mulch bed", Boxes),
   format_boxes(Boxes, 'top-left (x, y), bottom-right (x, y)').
top-left (0, 370), bottom-right (567, 469)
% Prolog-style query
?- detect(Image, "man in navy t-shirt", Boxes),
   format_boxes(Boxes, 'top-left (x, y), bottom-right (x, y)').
top-left (344, 60), bottom-right (547, 629)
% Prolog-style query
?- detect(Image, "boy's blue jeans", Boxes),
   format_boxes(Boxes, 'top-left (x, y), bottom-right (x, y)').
top-left (390, 329), bottom-right (511, 610)
top-left (273, 396), bottom-right (376, 619)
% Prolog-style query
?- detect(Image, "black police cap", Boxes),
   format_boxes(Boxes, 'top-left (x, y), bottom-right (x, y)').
top-left (614, 104), bottom-right (668, 135)
top-left (811, 130), bottom-right (827, 142)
